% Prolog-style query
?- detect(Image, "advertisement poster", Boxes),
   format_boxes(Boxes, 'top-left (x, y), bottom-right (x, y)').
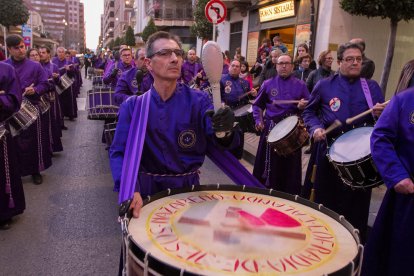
top-left (246, 32), bottom-right (259, 66)
top-left (294, 24), bottom-right (311, 57)
top-left (22, 24), bottom-right (32, 48)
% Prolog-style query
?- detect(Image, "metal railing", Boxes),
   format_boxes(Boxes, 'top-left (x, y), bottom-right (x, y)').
top-left (151, 7), bottom-right (193, 20)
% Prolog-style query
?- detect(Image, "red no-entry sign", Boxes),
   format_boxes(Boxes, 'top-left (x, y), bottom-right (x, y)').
top-left (205, 0), bottom-right (227, 24)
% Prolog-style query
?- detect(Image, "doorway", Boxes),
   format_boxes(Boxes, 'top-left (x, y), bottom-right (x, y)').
top-left (261, 26), bottom-right (295, 54)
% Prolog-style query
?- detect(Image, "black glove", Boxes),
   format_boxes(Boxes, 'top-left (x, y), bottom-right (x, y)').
top-left (206, 106), bottom-right (235, 133)
top-left (111, 68), bottom-right (119, 78)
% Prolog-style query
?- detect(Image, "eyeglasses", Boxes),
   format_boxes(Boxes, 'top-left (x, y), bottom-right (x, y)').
top-left (147, 48), bottom-right (184, 58)
top-left (12, 45), bottom-right (25, 50)
top-left (276, 62), bottom-right (293, 66)
top-left (342, 56), bottom-right (362, 63)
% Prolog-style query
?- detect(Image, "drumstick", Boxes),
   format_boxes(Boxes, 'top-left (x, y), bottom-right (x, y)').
top-left (0, 90), bottom-right (4, 94)
top-left (323, 119), bottom-right (342, 136)
top-left (345, 100), bottom-right (390, 125)
top-left (273, 99), bottom-right (309, 105)
top-left (23, 83), bottom-right (35, 96)
top-left (58, 64), bottom-right (73, 70)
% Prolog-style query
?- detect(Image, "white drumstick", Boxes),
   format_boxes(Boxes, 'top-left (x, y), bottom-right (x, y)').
top-left (201, 41), bottom-right (223, 111)
top-left (323, 120), bottom-right (342, 136)
top-left (273, 99), bottom-right (308, 105)
top-left (345, 100), bottom-right (390, 125)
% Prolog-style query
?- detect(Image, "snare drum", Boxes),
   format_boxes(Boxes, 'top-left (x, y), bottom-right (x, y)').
top-left (8, 99), bottom-right (39, 136)
top-left (327, 126), bottom-right (383, 189)
top-left (55, 73), bottom-right (74, 95)
top-left (234, 104), bottom-right (256, 133)
top-left (0, 123), bottom-right (8, 142)
top-left (38, 95), bottom-right (51, 114)
top-left (104, 121), bottom-right (117, 147)
top-left (87, 87), bottom-right (119, 120)
top-left (122, 185), bottom-right (362, 276)
top-left (267, 115), bottom-right (309, 156)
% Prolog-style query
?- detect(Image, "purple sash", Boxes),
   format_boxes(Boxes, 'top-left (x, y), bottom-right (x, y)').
top-left (118, 91), bottom-right (264, 204)
top-left (360, 78), bottom-right (373, 108)
top-left (118, 92), bottom-right (151, 204)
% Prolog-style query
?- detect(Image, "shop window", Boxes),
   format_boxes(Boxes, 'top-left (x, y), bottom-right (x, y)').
top-left (229, 21), bottom-right (243, 58)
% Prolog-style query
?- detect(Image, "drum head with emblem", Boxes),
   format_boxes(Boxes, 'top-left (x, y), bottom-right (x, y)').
top-left (128, 188), bottom-right (359, 275)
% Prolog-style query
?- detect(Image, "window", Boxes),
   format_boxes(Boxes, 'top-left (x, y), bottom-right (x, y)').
top-left (229, 21), bottom-right (243, 58)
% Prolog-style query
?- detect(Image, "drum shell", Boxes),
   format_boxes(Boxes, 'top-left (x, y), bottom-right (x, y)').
top-left (8, 100), bottom-right (39, 136)
top-left (0, 123), bottom-right (8, 142)
top-left (328, 154), bottom-right (383, 189)
top-left (38, 96), bottom-right (51, 114)
top-left (125, 185), bottom-right (362, 276)
top-left (87, 88), bottom-right (119, 120)
top-left (268, 119), bottom-right (309, 156)
top-left (233, 104), bottom-right (257, 134)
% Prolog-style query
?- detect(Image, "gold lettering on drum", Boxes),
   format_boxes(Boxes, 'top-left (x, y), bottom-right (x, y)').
top-left (144, 191), bottom-right (342, 274)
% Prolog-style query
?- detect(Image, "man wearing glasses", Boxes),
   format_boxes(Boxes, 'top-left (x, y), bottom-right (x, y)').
top-left (109, 31), bottom-right (240, 218)
top-left (103, 47), bottom-right (135, 90)
top-left (301, 42), bottom-right (387, 242)
top-left (252, 53), bottom-right (309, 195)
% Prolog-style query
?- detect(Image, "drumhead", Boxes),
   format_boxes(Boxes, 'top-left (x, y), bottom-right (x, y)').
top-left (329, 127), bottom-right (373, 163)
top-left (234, 104), bottom-right (252, 117)
top-left (267, 116), bottom-right (298, 143)
top-left (128, 185), bottom-right (359, 276)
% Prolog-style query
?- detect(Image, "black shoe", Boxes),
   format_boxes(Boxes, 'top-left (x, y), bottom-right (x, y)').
top-left (0, 219), bottom-right (12, 230)
top-left (62, 126), bottom-right (68, 130)
top-left (32, 173), bottom-right (43, 185)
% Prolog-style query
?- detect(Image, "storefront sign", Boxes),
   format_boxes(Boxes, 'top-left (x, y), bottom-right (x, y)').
top-left (259, 0), bottom-right (295, 23)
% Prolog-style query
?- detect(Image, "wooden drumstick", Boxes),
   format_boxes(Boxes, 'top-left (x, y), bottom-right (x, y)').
top-left (238, 89), bottom-right (257, 100)
top-left (273, 99), bottom-right (309, 105)
top-left (58, 63), bottom-right (73, 70)
top-left (345, 100), bottom-right (390, 125)
top-left (323, 119), bottom-right (342, 136)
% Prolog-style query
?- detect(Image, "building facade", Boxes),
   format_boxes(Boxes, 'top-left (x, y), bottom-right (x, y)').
top-left (134, 0), bottom-right (196, 50)
top-left (103, 0), bottom-right (115, 47)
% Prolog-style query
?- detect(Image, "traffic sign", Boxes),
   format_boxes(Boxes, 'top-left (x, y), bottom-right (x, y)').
top-left (205, 0), bottom-right (227, 24)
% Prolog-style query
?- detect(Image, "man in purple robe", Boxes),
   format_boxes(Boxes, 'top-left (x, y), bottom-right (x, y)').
top-left (252, 54), bottom-right (309, 195)
top-left (114, 48), bottom-right (154, 105)
top-left (39, 45), bottom-right (63, 152)
top-left (103, 47), bottom-right (134, 90)
top-left (110, 31), bottom-right (240, 217)
top-left (362, 88), bottom-right (414, 275)
top-left (301, 42), bottom-right (386, 242)
top-left (52, 47), bottom-right (77, 122)
top-left (220, 59), bottom-right (256, 159)
top-left (180, 49), bottom-right (204, 88)
top-left (0, 62), bottom-right (25, 230)
top-left (4, 34), bottom-right (51, 185)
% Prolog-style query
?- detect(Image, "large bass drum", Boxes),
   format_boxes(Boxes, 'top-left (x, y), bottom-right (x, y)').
top-left (121, 185), bottom-right (362, 276)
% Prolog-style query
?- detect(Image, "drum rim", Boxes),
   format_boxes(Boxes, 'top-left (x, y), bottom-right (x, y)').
top-left (267, 115), bottom-right (300, 143)
top-left (127, 184), bottom-right (362, 276)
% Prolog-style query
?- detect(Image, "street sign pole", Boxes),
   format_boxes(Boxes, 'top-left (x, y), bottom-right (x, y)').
top-left (213, 20), bottom-right (216, 42)
top-left (205, 0), bottom-right (227, 42)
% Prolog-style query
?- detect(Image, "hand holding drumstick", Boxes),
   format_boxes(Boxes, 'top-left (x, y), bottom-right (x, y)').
top-left (23, 83), bottom-right (35, 96)
top-left (313, 120), bottom-right (342, 142)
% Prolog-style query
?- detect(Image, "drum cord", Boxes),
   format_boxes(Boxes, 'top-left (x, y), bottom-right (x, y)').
top-left (263, 121), bottom-right (275, 186)
top-left (3, 138), bottom-right (15, 208)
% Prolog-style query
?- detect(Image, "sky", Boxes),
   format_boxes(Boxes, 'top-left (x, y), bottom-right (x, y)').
top-left (82, 0), bottom-right (104, 50)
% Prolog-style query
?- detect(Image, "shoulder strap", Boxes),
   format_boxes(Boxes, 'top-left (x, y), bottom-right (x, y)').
top-left (118, 91), bottom-right (151, 204)
top-left (360, 78), bottom-right (373, 108)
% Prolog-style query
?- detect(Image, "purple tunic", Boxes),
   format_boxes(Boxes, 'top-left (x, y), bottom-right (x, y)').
top-left (103, 61), bottom-right (134, 90)
top-left (5, 58), bottom-right (52, 176)
top-left (114, 68), bottom-right (154, 105)
top-left (180, 61), bottom-right (204, 85)
top-left (362, 89), bottom-right (414, 275)
top-left (52, 57), bottom-right (77, 118)
top-left (220, 74), bottom-right (251, 108)
top-left (41, 61), bottom-right (63, 152)
top-left (0, 62), bottom-right (25, 220)
top-left (301, 74), bottom-right (384, 242)
top-left (252, 75), bottom-right (310, 194)
top-left (109, 84), bottom-right (241, 195)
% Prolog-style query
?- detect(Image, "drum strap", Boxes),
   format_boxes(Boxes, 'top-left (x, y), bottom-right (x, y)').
top-left (360, 78), bottom-right (373, 109)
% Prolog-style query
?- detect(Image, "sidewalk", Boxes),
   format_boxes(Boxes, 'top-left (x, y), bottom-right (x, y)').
top-left (242, 132), bottom-right (386, 227)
